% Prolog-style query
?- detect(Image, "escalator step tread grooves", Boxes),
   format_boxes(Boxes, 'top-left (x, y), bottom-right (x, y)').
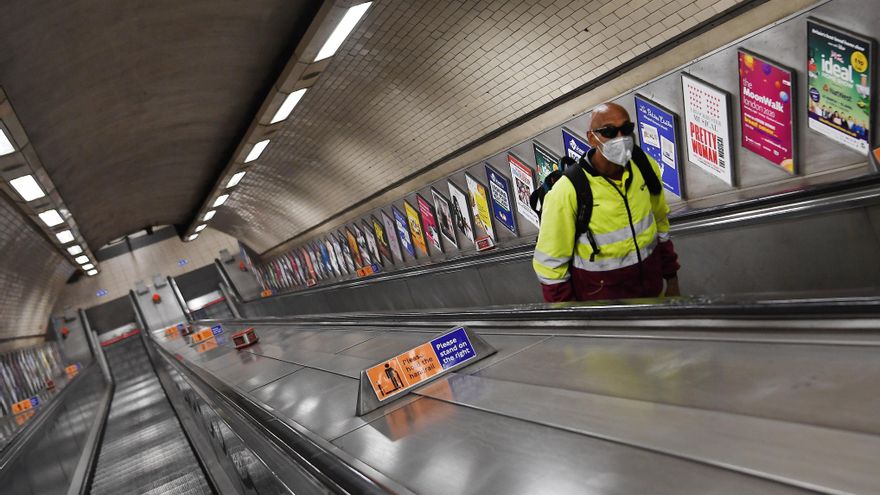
top-left (91, 335), bottom-right (212, 495)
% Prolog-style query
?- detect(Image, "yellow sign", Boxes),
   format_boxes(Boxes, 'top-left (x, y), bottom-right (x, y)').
top-left (404, 201), bottom-right (428, 255)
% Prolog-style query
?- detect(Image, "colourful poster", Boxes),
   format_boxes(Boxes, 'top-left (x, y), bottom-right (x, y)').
top-left (382, 210), bottom-right (404, 262)
top-left (485, 164), bottom-right (517, 234)
top-left (431, 188), bottom-right (458, 248)
top-left (345, 228), bottom-right (363, 268)
top-left (301, 247), bottom-right (317, 284)
top-left (807, 20), bottom-right (873, 155)
top-left (353, 224), bottom-right (373, 266)
top-left (417, 194), bottom-right (442, 252)
top-left (361, 219), bottom-right (382, 265)
top-left (508, 154), bottom-right (539, 228)
top-left (372, 215), bottom-right (393, 264)
top-left (338, 231), bottom-right (356, 273)
top-left (324, 238), bottom-right (341, 277)
top-left (330, 234), bottom-right (347, 275)
top-left (392, 206), bottom-right (415, 258)
top-left (682, 73), bottom-right (735, 185)
top-left (634, 94), bottom-right (684, 197)
top-left (561, 127), bottom-right (590, 161)
top-left (447, 181), bottom-right (474, 244)
top-left (465, 173), bottom-right (496, 249)
top-left (404, 200), bottom-right (428, 255)
top-left (318, 241), bottom-right (334, 277)
top-left (533, 141), bottom-right (561, 183)
top-left (738, 51), bottom-right (797, 174)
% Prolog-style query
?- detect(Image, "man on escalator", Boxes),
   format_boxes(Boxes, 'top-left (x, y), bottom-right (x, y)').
top-left (533, 102), bottom-right (680, 301)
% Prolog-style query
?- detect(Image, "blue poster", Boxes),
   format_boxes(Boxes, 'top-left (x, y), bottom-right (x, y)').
top-left (485, 164), bottom-right (517, 234)
top-left (392, 206), bottom-right (415, 258)
top-left (634, 95), bottom-right (683, 197)
top-left (561, 127), bottom-right (590, 161)
top-left (430, 327), bottom-right (476, 370)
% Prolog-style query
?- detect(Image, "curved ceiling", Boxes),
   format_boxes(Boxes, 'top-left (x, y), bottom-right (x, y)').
top-left (0, 0), bottom-right (323, 249)
top-left (214, 0), bottom-right (749, 253)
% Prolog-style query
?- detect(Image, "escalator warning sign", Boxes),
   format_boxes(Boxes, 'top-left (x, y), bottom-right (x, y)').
top-left (366, 327), bottom-right (476, 401)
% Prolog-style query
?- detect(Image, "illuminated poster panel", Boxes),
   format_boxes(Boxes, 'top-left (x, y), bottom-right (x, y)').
top-left (392, 206), bottom-right (416, 258)
top-left (508, 153), bottom-right (539, 228)
top-left (682, 73), bottom-right (735, 185)
top-left (372, 215), bottom-right (393, 264)
top-left (432, 187), bottom-right (458, 248)
top-left (807, 19), bottom-right (874, 154)
top-left (382, 210), bottom-right (404, 262)
top-left (634, 94), bottom-right (684, 197)
top-left (738, 50), bottom-right (797, 174)
top-left (485, 164), bottom-right (517, 234)
top-left (332, 234), bottom-right (350, 274)
top-left (353, 223), bottom-right (373, 266)
top-left (338, 231), bottom-right (356, 273)
top-left (561, 127), bottom-right (590, 161)
top-left (447, 181), bottom-right (474, 244)
top-left (324, 238), bottom-right (341, 277)
top-left (404, 200), bottom-right (428, 255)
top-left (417, 194), bottom-right (442, 252)
top-left (533, 141), bottom-right (561, 183)
top-left (465, 173), bottom-right (496, 250)
top-left (345, 228), bottom-right (363, 268)
top-left (361, 219), bottom-right (382, 266)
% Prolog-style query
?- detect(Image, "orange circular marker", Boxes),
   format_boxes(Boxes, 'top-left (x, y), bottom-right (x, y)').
top-left (233, 327), bottom-right (259, 349)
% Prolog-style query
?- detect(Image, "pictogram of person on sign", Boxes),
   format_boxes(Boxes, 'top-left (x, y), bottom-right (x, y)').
top-left (380, 362), bottom-right (403, 396)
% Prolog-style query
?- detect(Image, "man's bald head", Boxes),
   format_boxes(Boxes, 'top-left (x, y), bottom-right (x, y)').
top-left (590, 102), bottom-right (630, 130)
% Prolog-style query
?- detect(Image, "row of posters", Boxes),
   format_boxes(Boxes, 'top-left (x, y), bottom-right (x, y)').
top-left (255, 18), bottom-right (875, 293)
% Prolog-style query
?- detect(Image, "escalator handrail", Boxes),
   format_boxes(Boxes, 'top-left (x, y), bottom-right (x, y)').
top-left (246, 171), bottom-right (880, 302)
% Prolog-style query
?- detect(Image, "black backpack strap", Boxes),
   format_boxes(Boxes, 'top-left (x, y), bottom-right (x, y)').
top-left (564, 160), bottom-right (599, 260)
top-left (631, 145), bottom-right (663, 195)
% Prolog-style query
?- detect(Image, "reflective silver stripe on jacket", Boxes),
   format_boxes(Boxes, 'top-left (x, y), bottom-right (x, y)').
top-left (535, 272), bottom-right (570, 285)
top-left (533, 249), bottom-right (571, 269)
top-left (585, 214), bottom-right (655, 247)
top-left (658, 231), bottom-right (670, 242)
top-left (572, 237), bottom-right (658, 272)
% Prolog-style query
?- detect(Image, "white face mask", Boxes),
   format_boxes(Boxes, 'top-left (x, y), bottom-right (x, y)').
top-left (597, 135), bottom-right (634, 166)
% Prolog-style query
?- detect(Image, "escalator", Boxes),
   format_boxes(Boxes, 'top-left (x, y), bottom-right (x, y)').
top-left (91, 331), bottom-right (213, 495)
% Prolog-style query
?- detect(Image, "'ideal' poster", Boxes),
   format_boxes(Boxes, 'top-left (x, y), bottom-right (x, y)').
top-left (465, 173), bottom-right (496, 250)
top-left (404, 201), bottom-right (428, 256)
top-left (508, 153), bottom-right (539, 228)
top-left (382, 210), bottom-right (404, 262)
top-left (533, 141), bottom-right (561, 183)
top-left (447, 181), bottom-right (474, 244)
top-left (417, 194), bottom-right (442, 252)
top-left (432, 187), bottom-right (458, 248)
top-left (682, 73), bottom-right (735, 185)
top-left (807, 19), bottom-right (873, 154)
top-left (634, 94), bottom-right (684, 197)
top-left (738, 50), bottom-right (797, 174)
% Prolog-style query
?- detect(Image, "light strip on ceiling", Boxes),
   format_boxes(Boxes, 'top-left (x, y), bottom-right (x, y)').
top-left (195, 224), bottom-right (207, 232)
top-left (270, 88), bottom-right (307, 124)
top-left (74, 255), bottom-right (89, 264)
top-left (87, 269), bottom-right (98, 276)
top-left (244, 139), bottom-right (270, 163)
top-left (315, 3), bottom-right (372, 61)
top-left (82, 263), bottom-right (94, 270)
top-left (213, 194), bottom-right (229, 207)
top-left (9, 175), bottom-right (46, 201)
top-left (56, 230), bottom-right (75, 244)
top-left (203, 210), bottom-right (216, 221)
top-left (225, 171), bottom-right (246, 189)
top-left (67, 245), bottom-right (83, 255)
top-left (187, 234), bottom-right (199, 241)
top-left (0, 127), bottom-right (15, 156)
top-left (38, 209), bottom-right (64, 227)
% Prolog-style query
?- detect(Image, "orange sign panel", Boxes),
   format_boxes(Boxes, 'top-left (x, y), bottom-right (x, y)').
top-left (11, 399), bottom-right (33, 415)
top-left (15, 409), bottom-right (36, 426)
top-left (191, 328), bottom-right (214, 344)
top-left (366, 342), bottom-right (442, 401)
top-left (65, 364), bottom-right (79, 378)
top-left (165, 326), bottom-right (179, 336)
top-left (260, 289), bottom-right (273, 298)
top-left (196, 339), bottom-right (218, 353)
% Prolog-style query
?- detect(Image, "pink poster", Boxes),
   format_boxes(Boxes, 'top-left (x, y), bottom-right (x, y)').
top-left (738, 50), bottom-right (796, 174)
top-left (417, 194), bottom-right (442, 252)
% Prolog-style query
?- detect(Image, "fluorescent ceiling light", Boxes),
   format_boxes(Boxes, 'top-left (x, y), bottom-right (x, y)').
top-left (225, 171), bottom-right (246, 189)
top-left (56, 230), bottom-right (75, 244)
top-left (87, 269), bottom-right (98, 276)
top-left (195, 224), bottom-right (207, 232)
top-left (9, 175), bottom-right (46, 202)
top-left (315, 2), bottom-right (372, 61)
top-left (203, 210), bottom-right (216, 221)
top-left (38, 209), bottom-right (64, 227)
top-left (82, 263), bottom-right (94, 270)
top-left (67, 245), bottom-right (83, 255)
top-left (75, 255), bottom-right (89, 264)
top-left (244, 139), bottom-right (270, 163)
top-left (0, 128), bottom-right (15, 156)
top-left (212, 194), bottom-right (229, 207)
top-left (187, 234), bottom-right (199, 241)
top-left (270, 88), bottom-right (307, 124)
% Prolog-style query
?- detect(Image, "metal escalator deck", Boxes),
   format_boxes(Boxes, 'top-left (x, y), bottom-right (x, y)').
top-left (92, 332), bottom-right (212, 495)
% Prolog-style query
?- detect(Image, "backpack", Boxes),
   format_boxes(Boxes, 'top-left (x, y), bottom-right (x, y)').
top-left (564, 145), bottom-right (662, 258)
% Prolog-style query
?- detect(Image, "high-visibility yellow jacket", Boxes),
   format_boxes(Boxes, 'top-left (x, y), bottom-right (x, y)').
top-left (533, 150), bottom-right (679, 301)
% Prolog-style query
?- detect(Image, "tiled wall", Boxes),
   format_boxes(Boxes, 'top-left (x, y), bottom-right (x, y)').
top-left (55, 228), bottom-right (240, 311)
top-left (0, 195), bottom-right (74, 348)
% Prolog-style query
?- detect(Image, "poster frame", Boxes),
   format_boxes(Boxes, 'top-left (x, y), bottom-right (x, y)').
top-left (485, 163), bottom-right (518, 235)
top-left (681, 72), bottom-right (737, 186)
top-left (634, 93), bottom-right (686, 198)
top-left (561, 126), bottom-right (590, 161)
top-left (507, 152), bottom-right (540, 229)
top-left (382, 210), bottom-right (404, 262)
top-left (532, 140), bottom-right (562, 184)
top-left (464, 172), bottom-right (497, 250)
top-left (361, 218), bottom-right (382, 266)
top-left (403, 199), bottom-right (428, 256)
top-left (392, 205), bottom-right (416, 259)
top-left (431, 187), bottom-right (458, 249)
top-left (416, 193), bottom-right (443, 253)
top-left (447, 180), bottom-right (475, 245)
top-left (371, 214), bottom-right (394, 265)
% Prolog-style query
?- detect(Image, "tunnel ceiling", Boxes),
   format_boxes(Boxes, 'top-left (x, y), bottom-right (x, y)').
top-left (0, 0), bottom-right (323, 250)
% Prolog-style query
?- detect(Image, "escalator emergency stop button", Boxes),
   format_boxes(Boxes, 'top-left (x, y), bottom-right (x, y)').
top-left (233, 327), bottom-right (258, 349)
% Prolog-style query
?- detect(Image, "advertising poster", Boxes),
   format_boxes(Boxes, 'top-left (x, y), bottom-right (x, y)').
top-left (417, 194), bottom-right (443, 252)
top-left (382, 210), bottom-right (404, 262)
top-left (339, 231), bottom-right (356, 273)
top-left (324, 238), bottom-right (341, 277)
top-left (404, 200), bottom-right (428, 255)
top-left (682, 73), bottom-right (735, 185)
top-left (508, 153), bottom-right (540, 228)
top-left (292, 251), bottom-right (306, 284)
top-left (485, 164), bottom-right (517, 234)
top-left (561, 127), bottom-right (590, 161)
top-left (331, 234), bottom-right (348, 275)
top-left (807, 20), bottom-right (873, 154)
top-left (738, 50), bottom-right (797, 174)
top-left (634, 94), bottom-right (684, 197)
top-left (371, 215), bottom-right (393, 264)
top-left (464, 173), bottom-right (496, 249)
top-left (431, 187), bottom-right (458, 248)
top-left (318, 241), bottom-right (334, 278)
top-left (392, 206), bottom-right (415, 258)
top-left (361, 219), bottom-right (382, 265)
top-left (306, 245), bottom-right (323, 280)
top-left (301, 247), bottom-right (317, 283)
top-left (353, 224), bottom-right (373, 266)
top-left (345, 228), bottom-right (364, 268)
top-left (533, 141), bottom-right (561, 183)
top-left (447, 181), bottom-right (474, 244)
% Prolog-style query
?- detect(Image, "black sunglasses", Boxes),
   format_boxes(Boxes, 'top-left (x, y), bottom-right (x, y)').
top-left (591, 121), bottom-right (635, 139)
